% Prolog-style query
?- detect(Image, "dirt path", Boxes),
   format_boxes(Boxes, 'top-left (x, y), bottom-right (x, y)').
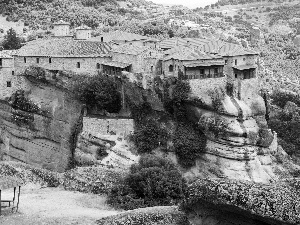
top-left (0, 184), bottom-right (120, 225)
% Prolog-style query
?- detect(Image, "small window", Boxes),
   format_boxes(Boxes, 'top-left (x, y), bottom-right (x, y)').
top-left (214, 68), bottom-right (218, 74)
top-left (77, 62), bottom-right (80, 68)
top-left (101, 37), bottom-right (104, 42)
top-left (0, 58), bottom-right (2, 67)
top-left (12, 71), bottom-right (14, 75)
top-left (7, 81), bottom-right (11, 87)
top-left (243, 58), bottom-right (246, 61)
top-left (235, 74), bottom-right (238, 78)
top-left (225, 60), bottom-right (228, 65)
top-left (36, 58), bottom-right (40, 63)
top-left (96, 63), bottom-right (101, 69)
top-left (24, 57), bottom-right (26, 63)
top-left (49, 58), bottom-right (52, 63)
top-left (151, 66), bottom-right (153, 72)
top-left (200, 69), bottom-right (204, 74)
top-left (169, 65), bottom-right (173, 72)
top-left (235, 59), bottom-right (237, 65)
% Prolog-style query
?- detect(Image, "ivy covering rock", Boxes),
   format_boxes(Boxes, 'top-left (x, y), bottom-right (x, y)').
top-left (96, 206), bottom-right (190, 225)
top-left (182, 178), bottom-right (300, 224)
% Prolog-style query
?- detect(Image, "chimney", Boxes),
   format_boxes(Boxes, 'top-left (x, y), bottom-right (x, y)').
top-left (53, 20), bottom-right (70, 37)
top-left (75, 25), bottom-right (92, 40)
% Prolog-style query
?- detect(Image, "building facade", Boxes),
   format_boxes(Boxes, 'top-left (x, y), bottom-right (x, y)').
top-left (0, 51), bottom-right (16, 99)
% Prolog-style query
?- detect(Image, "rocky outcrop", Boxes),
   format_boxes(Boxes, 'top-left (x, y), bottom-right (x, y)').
top-left (182, 178), bottom-right (300, 225)
top-left (184, 77), bottom-right (292, 183)
top-left (0, 67), bottom-right (83, 172)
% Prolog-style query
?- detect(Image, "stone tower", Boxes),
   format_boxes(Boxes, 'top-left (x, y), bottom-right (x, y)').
top-left (53, 20), bottom-right (70, 37)
top-left (75, 25), bottom-right (92, 40)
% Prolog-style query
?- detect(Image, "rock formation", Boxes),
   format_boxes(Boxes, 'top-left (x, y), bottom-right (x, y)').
top-left (184, 77), bottom-right (292, 183)
top-left (0, 67), bottom-right (83, 172)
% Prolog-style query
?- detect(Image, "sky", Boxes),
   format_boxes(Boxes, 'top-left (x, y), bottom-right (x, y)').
top-left (149, 0), bottom-right (219, 9)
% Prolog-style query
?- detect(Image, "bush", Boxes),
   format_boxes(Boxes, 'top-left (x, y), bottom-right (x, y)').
top-left (271, 89), bottom-right (300, 108)
top-left (174, 122), bottom-right (206, 168)
top-left (71, 74), bottom-right (121, 113)
top-left (107, 155), bottom-right (187, 210)
top-left (131, 120), bottom-right (169, 154)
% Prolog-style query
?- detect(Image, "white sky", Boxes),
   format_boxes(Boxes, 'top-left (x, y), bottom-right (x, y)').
top-left (148, 0), bottom-right (219, 8)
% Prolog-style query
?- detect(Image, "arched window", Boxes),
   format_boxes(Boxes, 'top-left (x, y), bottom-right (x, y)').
top-left (151, 66), bottom-right (153, 72)
top-left (169, 65), bottom-right (173, 72)
top-left (96, 63), bottom-right (101, 69)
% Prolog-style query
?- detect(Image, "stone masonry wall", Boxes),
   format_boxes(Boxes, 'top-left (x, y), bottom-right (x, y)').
top-left (14, 56), bottom-right (111, 75)
top-left (82, 117), bottom-right (134, 138)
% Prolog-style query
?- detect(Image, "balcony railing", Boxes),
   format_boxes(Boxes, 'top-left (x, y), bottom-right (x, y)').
top-left (183, 73), bottom-right (224, 80)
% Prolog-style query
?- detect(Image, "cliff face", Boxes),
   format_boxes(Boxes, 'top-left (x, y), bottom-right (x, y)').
top-left (0, 68), bottom-right (83, 172)
top-left (184, 77), bottom-right (292, 183)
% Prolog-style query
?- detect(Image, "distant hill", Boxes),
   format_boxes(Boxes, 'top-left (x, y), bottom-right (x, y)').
top-left (0, 0), bottom-right (154, 30)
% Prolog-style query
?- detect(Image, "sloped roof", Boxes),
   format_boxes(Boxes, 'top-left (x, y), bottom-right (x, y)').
top-left (164, 46), bottom-right (223, 61)
top-left (17, 38), bottom-right (111, 57)
top-left (0, 50), bottom-right (17, 58)
top-left (160, 38), bottom-right (258, 57)
top-left (90, 31), bottom-right (148, 42)
top-left (111, 44), bottom-right (150, 55)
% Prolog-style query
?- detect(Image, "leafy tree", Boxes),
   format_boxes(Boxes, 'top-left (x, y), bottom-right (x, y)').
top-left (71, 74), bottom-right (121, 113)
top-left (2, 28), bottom-right (22, 50)
top-left (107, 154), bottom-right (187, 210)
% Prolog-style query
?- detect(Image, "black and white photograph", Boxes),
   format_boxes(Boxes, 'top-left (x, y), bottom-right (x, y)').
top-left (0, 0), bottom-right (299, 224)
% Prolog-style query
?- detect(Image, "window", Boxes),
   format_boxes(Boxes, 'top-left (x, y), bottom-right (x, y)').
top-left (235, 59), bottom-right (237, 65)
top-left (0, 58), bottom-right (2, 67)
top-left (200, 69), bottom-right (204, 74)
top-left (49, 58), bottom-right (52, 63)
top-left (36, 58), bottom-right (40, 63)
top-left (12, 71), bottom-right (14, 75)
top-left (101, 37), bottom-right (104, 42)
top-left (7, 81), bottom-right (11, 87)
top-left (24, 57), bottom-right (26, 63)
top-left (169, 65), bottom-right (173, 72)
top-left (225, 60), bottom-right (228, 65)
top-left (235, 74), bottom-right (238, 78)
top-left (214, 68), bottom-right (218, 74)
top-left (243, 58), bottom-right (246, 61)
top-left (77, 62), bottom-right (80, 68)
top-left (151, 66), bottom-right (153, 72)
top-left (96, 63), bottom-right (101, 69)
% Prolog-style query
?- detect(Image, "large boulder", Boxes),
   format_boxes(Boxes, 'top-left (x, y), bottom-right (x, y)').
top-left (182, 178), bottom-right (300, 225)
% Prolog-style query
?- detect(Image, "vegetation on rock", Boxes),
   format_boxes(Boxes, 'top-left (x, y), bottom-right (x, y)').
top-left (71, 74), bottom-right (122, 113)
top-left (107, 155), bottom-right (187, 210)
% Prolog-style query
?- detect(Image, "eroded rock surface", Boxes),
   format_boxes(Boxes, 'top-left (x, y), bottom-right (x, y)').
top-left (184, 78), bottom-right (291, 183)
top-left (0, 68), bottom-right (83, 172)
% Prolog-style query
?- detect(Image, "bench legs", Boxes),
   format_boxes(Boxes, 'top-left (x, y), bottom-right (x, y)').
top-left (0, 186), bottom-right (21, 215)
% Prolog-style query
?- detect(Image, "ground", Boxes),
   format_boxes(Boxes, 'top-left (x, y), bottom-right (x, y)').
top-left (0, 184), bottom-right (120, 225)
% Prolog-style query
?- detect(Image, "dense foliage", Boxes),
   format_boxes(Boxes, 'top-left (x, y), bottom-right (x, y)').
top-left (107, 155), bottom-right (187, 210)
top-left (174, 122), bottom-right (206, 168)
top-left (2, 28), bottom-right (22, 50)
top-left (271, 89), bottom-right (300, 108)
top-left (71, 74), bottom-right (121, 113)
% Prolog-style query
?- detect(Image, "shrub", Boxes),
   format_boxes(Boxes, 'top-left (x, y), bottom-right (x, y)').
top-left (271, 89), bottom-right (300, 108)
top-left (71, 74), bottom-right (121, 113)
top-left (107, 155), bottom-right (187, 210)
top-left (131, 120), bottom-right (169, 154)
top-left (174, 122), bottom-right (206, 168)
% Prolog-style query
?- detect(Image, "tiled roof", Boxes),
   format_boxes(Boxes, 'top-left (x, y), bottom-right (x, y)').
top-left (160, 38), bottom-right (258, 57)
top-left (111, 44), bottom-right (150, 55)
top-left (0, 50), bottom-right (17, 58)
top-left (17, 38), bottom-right (111, 57)
top-left (90, 31), bottom-right (148, 42)
top-left (164, 46), bottom-right (223, 61)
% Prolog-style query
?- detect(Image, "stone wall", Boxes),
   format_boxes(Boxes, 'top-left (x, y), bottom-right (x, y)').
top-left (14, 56), bottom-right (111, 75)
top-left (82, 117), bottom-right (134, 138)
top-left (0, 58), bottom-right (15, 100)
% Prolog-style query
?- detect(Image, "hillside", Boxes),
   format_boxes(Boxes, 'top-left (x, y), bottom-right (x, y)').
top-left (0, 0), bottom-right (153, 31)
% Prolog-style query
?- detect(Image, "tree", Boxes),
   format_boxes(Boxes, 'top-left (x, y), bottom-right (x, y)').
top-left (2, 28), bottom-right (22, 50)
top-left (107, 154), bottom-right (187, 210)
